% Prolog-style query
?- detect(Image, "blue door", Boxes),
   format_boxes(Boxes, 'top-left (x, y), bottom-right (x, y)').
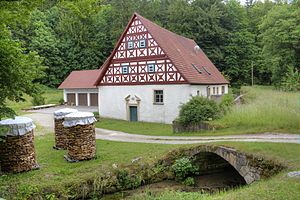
top-left (129, 106), bottom-right (138, 122)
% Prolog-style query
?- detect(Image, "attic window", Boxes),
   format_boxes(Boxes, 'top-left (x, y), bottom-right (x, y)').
top-left (147, 63), bottom-right (155, 73)
top-left (127, 41), bottom-right (134, 49)
top-left (191, 64), bottom-right (202, 74)
top-left (202, 66), bottom-right (211, 75)
top-left (139, 39), bottom-right (146, 48)
top-left (122, 65), bottom-right (129, 74)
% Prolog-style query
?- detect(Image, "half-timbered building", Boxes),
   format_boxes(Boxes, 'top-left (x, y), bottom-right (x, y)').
top-left (59, 13), bottom-right (229, 124)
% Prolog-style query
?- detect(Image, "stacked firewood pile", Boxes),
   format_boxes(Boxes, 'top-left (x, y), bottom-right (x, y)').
top-left (53, 108), bottom-right (78, 150)
top-left (54, 118), bottom-right (68, 149)
top-left (0, 131), bottom-right (38, 173)
top-left (0, 116), bottom-right (39, 173)
top-left (63, 111), bottom-right (97, 162)
top-left (66, 123), bottom-right (96, 161)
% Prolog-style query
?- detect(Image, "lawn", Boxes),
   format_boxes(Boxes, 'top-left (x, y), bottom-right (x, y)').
top-left (6, 86), bottom-right (62, 115)
top-left (0, 134), bottom-right (299, 199)
top-left (96, 86), bottom-right (300, 136)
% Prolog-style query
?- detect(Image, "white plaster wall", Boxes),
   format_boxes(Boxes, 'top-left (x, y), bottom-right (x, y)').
top-left (99, 84), bottom-right (210, 124)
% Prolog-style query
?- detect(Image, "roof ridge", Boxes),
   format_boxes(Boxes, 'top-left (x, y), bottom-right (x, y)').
top-left (135, 13), bottom-right (195, 43)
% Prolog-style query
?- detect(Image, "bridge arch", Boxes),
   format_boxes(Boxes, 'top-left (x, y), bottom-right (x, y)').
top-left (162, 145), bottom-right (283, 184)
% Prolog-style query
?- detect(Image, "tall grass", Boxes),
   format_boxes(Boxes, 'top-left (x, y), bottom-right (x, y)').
top-left (215, 86), bottom-right (300, 132)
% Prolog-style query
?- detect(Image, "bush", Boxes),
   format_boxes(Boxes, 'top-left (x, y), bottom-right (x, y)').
top-left (178, 96), bottom-right (220, 125)
top-left (58, 98), bottom-right (65, 105)
top-left (171, 157), bottom-right (198, 181)
top-left (281, 67), bottom-right (300, 91)
top-left (219, 93), bottom-right (234, 114)
top-left (31, 93), bottom-right (45, 106)
top-left (182, 177), bottom-right (195, 186)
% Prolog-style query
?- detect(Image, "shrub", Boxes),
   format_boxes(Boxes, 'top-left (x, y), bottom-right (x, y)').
top-left (281, 67), bottom-right (300, 91)
top-left (219, 93), bottom-right (234, 114)
top-left (116, 169), bottom-right (142, 190)
top-left (58, 98), bottom-right (65, 105)
top-left (178, 96), bottom-right (220, 125)
top-left (182, 177), bottom-right (195, 186)
top-left (31, 93), bottom-right (45, 106)
top-left (171, 157), bottom-right (198, 181)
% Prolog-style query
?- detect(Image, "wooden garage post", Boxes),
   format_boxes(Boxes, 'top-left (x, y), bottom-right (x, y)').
top-left (87, 93), bottom-right (91, 106)
top-left (75, 93), bottom-right (79, 106)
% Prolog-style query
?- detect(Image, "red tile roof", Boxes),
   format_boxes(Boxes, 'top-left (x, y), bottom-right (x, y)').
top-left (96, 13), bottom-right (229, 85)
top-left (58, 69), bottom-right (101, 89)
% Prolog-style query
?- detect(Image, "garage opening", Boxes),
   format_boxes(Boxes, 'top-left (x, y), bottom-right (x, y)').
top-left (66, 93), bottom-right (76, 106)
top-left (78, 93), bottom-right (88, 106)
top-left (90, 93), bottom-right (98, 106)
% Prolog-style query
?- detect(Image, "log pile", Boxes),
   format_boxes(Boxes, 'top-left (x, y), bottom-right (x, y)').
top-left (0, 131), bottom-right (39, 173)
top-left (54, 119), bottom-right (69, 150)
top-left (66, 123), bottom-right (96, 161)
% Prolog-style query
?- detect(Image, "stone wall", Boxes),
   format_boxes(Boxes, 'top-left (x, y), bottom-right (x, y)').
top-left (66, 123), bottom-right (96, 161)
top-left (0, 131), bottom-right (38, 173)
top-left (172, 121), bottom-right (212, 133)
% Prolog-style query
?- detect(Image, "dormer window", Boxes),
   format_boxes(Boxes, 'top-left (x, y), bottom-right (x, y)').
top-left (139, 39), bottom-right (146, 48)
top-left (147, 63), bottom-right (155, 73)
top-left (122, 65), bottom-right (129, 74)
top-left (127, 41), bottom-right (134, 49)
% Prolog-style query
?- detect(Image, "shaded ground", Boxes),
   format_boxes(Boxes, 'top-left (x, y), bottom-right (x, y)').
top-left (24, 106), bottom-right (300, 144)
top-left (103, 168), bottom-right (246, 200)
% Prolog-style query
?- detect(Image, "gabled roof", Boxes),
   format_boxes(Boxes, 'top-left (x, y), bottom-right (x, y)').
top-left (58, 69), bottom-right (102, 89)
top-left (96, 13), bottom-right (229, 85)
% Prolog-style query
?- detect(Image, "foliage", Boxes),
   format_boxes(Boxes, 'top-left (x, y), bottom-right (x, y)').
top-left (116, 169), bottom-right (142, 190)
top-left (178, 96), bottom-right (220, 125)
top-left (171, 157), bottom-right (198, 181)
top-left (31, 93), bottom-right (46, 106)
top-left (219, 93), bottom-right (235, 114)
top-left (0, 25), bottom-right (44, 119)
top-left (182, 177), bottom-right (195, 187)
top-left (280, 67), bottom-right (300, 92)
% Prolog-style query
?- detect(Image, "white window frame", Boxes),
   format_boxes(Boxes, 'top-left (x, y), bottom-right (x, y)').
top-left (122, 65), bottom-right (129, 74)
top-left (147, 63), bottom-right (155, 73)
top-left (139, 39), bottom-right (146, 48)
top-left (127, 41), bottom-right (134, 49)
top-left (153, 90), bottom-right (164, 105)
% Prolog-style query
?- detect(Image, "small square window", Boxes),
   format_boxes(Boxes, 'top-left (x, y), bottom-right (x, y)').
top-left (127, 41), bottom-right (134, 49)
top-left (139, 39), bottom-right (146, 48)
top-left (122, 65), bottom-right (129, 74)
top-left (154, 90), bottom-right (163, 104)
top-left (147, 64), bottom-right (155, 73)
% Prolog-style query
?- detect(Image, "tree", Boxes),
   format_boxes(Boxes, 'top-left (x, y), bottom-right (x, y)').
top-left (0, 25), bottom-right (44, 119)
top-left (259, 3), bottom-right (300, 86)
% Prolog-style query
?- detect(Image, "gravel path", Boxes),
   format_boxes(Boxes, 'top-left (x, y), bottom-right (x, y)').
top-left (24, 107), bottom-right (300, 144)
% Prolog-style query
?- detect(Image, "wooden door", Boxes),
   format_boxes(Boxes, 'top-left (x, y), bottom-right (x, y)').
top-left (78, 93), bottom-right (88, 106)
top-left (90, 93), bottom-right (98, 106)
top-left (66, 93), bottom-right (76, 105)
top-left (129, 106), bottom-right (138, 122)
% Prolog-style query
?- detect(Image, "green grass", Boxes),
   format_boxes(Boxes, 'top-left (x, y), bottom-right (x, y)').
top-left (1, 135), bottom-right (300, 199)
top-left (6, 86), bottom-right (62, 115)
top-left (129, 142), bottom-right (300, 200)
top-left (0, 134), bottom-right (178, 198)
top-left (96, 86), bottom-right (300, 136)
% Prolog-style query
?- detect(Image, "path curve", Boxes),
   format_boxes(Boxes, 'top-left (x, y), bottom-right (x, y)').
top-left (24, 110), bottom-right (300, 144)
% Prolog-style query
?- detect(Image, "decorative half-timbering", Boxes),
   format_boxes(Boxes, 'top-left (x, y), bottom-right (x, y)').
top-left (101, 17), bottom-right (186, 85)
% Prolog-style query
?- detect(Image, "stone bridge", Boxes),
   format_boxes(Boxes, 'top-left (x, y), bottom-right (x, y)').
top-left (161, 145), bottom-right (284, 184)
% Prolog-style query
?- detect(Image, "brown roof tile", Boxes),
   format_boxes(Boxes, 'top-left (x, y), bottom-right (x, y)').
top-left (58, 69), bottom-right (101, 89)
